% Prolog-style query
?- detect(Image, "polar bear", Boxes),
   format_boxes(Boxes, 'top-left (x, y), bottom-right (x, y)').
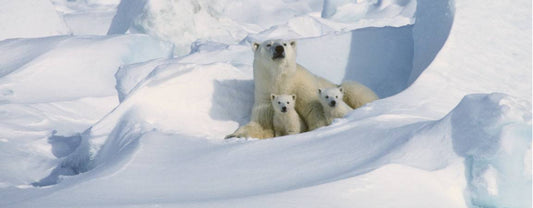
top-left (225, 39), bottom-right (378, 139)
top-left (271, 94), bottom-right (307, 137)
top-left (318, 87), bottom-right (354, 125)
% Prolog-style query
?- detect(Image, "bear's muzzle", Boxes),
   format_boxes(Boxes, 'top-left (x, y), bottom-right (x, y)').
top-left (272, 45), bottom-right (285, 60)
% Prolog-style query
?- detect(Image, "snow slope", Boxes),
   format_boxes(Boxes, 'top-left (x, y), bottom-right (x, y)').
top-left (50, 0), bottom-right (120, 35)
top-left (0, 0), bottom-right (531, 207)
top-left (0, 0), bottom-right (71, 40)
top-left (0, 34), bottom-right (173, 188)
top-left (108, 0), bottom-right (416, 56)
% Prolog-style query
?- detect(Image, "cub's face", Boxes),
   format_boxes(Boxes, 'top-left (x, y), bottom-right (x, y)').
top-left (318, 87), bottom-right (344, 108)
top-left (271, 94), bottom-right (296, 113)
top-left (252, 39), bottom-right (297, 63)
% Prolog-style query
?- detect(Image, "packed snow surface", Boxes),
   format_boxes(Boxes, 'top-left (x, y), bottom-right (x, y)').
top-left (0, 0), bottom-right (71, 40)
top-left (0, 0), bottom-right (530, 207)
top-left (50, 0), bottom-right (120, 35)
top-left (108, 0), bottom-right (415, 56)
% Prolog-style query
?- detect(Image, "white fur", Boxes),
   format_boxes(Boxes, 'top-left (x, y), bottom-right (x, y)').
top-left (271, 94), bottom-right (307, 137)
top-left (226, 39), bottom-right (378, 139)
top-left (318, 87), bottom-right (354, 125)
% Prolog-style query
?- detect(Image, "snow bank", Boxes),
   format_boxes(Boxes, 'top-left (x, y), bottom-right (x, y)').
top-left (0, 0), bottom-right (71, 40)
top-left (63, 12), bottom-right (117, 35)
top-left (447, 93), bottom-right (531, 208)
top-left (51, 0), bottom-right (120, 14)
top-left (4, 70), bottom-right (530, 207)
top-left (108, 0), bottom-right (416, 56)
top-left (296, 26), bottom-right (414, 97)
top-left (409, 0), bottom-right (454, 84)
top-left (116, 42), bottom-right (253, 102)
top-left (0, 35), bottom-right (173, 103)
top-left (108, 0), bottom-right (250, 56)
top-left (322, 0), bottom-right (416, 24)
top-left (50, 0), bottom-right (120, 35)
top-left (0, 96), bottom-right (117, 188)
top-left (115, 58), bottom-right (169, 102)
top-left (22, 62), bottom-right (254, 188)
top-left (0, 34), bottom-right (172, 188)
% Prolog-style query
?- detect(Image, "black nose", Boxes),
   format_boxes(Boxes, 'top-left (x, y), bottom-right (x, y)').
top-left (275, 45), bottom-right (284, 53)
top-left (281, 106), bottom-right (287, 112)
top-left (329, 100), bottom-right (336, 107)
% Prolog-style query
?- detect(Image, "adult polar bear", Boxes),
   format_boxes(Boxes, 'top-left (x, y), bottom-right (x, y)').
top-left (226, 39), bottom-right (378, 139)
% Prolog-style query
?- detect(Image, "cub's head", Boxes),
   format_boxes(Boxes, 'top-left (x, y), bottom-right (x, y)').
top-left (318, 87), bottom-right (344, 108)
top-left (271, 94), bottom-right (296, 113)
top-left (252, 39), bottom-right (297, 64)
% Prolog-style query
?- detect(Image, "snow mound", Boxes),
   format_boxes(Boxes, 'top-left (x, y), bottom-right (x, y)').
top-left (64, 12), bottom-right (118, 35)
top-left (24, 62), bottom-right (253, 188)
top-left (107, 0), bottom-right (421, 97)
top-left (108, 0), bottom-right (416, 56)
top-left (0, 35), bottom-right (173, 103)
top-left (50, 0), bottom-right (120, 35)
top-left (322, 0), bottom-right (416, 23)
top-left (108, 0), bottom-right (250, 56)
top-left (446, 93), bottom-right (532, 208)
top-left (0, 0), bottom-right (71, 41)
top-left (51, 0), bottom-right (120, 14)
top-left (297, 26), bottom-right (414, 97)
top-left (0, 34), bottom-right (172, 189)
top-left (5, 62), bottom-right (530, 206)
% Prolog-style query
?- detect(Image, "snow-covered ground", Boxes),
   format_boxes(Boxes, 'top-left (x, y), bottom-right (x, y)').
top-left (0, 0), bottom-right (530, 207)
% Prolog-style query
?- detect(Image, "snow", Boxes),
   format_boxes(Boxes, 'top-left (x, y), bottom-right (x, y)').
top-left (108, 0), bottom-right (415, 56)
top-left (108, 0), bottom-right (251, 56)
top-left (0, 35), bottom-right (174, 103)
top-left (0, 34), bottom-right (173, 189)
top-left (322, 0), bottom-right (416, 24)
top-left (0, 0), bottom-right (531, 207)
top-left (0, 0), bottom-right (71, 40)
top-left (50, 0), bottom-right (120, 35)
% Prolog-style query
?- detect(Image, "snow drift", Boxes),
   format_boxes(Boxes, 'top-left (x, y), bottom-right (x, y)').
top-left (0, 34), bottom-right (173, 189)
top-left (50, 0), bottom-right (121, 35)
top-left (0, 0), bottom-right (530, 207)
top-left (0, 35), bottom-right (173, 103)
top-left (0, 0), bottom-right (71, 40)
top-left (108, 0), bottom-right (416, 56)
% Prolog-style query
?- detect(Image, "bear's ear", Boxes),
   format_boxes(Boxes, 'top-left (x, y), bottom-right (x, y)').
top-left (291, 94), bottom-right (296, 101)
top-left (271, 94), bottom-right (276, 100)
top-left (318, 88), bottom-right (322, 94)
top-left (290, 40), bottom-right (296, 48)
top-left (252, 42), bottom-right (260, 52)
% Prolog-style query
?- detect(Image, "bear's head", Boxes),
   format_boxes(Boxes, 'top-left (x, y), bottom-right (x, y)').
top-left (252, 39), bottom-right (297, 69)
top-left (271, 94), bottom-right (296, 113)
top-left (318, 87), bottom-right (344, 108)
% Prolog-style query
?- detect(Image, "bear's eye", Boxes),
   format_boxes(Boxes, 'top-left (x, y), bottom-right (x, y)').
top-left (283, 43), bottom-right (287, 46)
top-left (287, 102), bottom-right (289, 104)
top-left (325, 96), bottom-right (329, 99)
top-left (336, 96), bottom-right (338, 98)
top-left (266, 44), bottom-right (272, 47)
top-left (278, 101), bottom-right (281, 104)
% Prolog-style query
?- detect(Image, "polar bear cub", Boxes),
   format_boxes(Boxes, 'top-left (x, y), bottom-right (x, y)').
top-left (318, 87), bottom-right (354, 125)
top-left (271, 94), bottom-right (307, 137)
